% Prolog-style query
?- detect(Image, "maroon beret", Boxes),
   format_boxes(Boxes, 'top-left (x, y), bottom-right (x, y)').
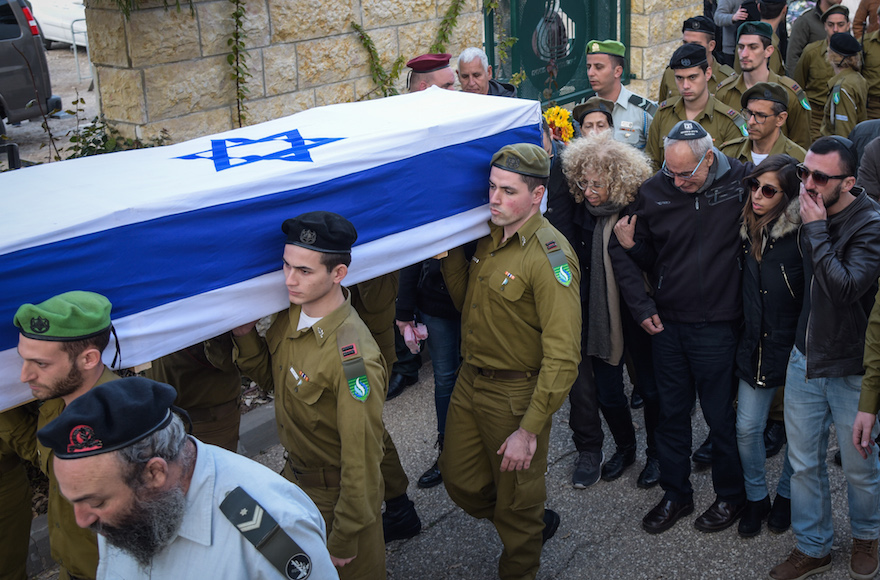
top-left (406, 53), bottom-right (452, 73)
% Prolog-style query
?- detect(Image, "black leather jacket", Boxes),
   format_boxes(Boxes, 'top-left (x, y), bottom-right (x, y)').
top-left (794, 188), bottom-right (880, 378)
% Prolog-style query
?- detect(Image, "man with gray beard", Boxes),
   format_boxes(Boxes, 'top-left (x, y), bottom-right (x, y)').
top-left (38, 376), bottom-right (337, 580)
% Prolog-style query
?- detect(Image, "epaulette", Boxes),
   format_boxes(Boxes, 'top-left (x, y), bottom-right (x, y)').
top-left (658, 97), bottom-right (679, 110)
top-left (220, 487), bottom-right (315, 578)
top-left (628, 93), bottom-right (658, 116)
top-left (534, 228), bottom-right (573, 287)
top-left (718, 102), bottom-right (749, 137)
top-left (778, 76), bottom-right (812, 111)
top-left (720, 135), bottom-right (748, 150)
top-left (715, 73), bottom-right (738, 91)
top-left (336, 323), bottom-right (371, 402)
top-left (716, 63), bottom-right (736, 78)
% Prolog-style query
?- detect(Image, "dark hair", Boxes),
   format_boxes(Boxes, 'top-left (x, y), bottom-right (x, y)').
top-left (809, 136), bottom-right (857, 176)
top-left (741, 154), bottom-right (799, 262)
top-left (520, 174), bottom-right (549, 192)
top-left (759, 1), bottom-right (786, 19)
top-left (542, 117), bottom-right (551, 136)
top-left (60, 327), bottom-right (112, 362)
top-left (609, 54), bottom-right (626, 71)
top-left (319, 252), bottom-right (352, 272)
top-left (747, 97), bottom-right (787, 114)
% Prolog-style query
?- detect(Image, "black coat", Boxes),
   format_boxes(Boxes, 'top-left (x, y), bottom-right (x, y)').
top-left (736, 198), bottom-right (804, 389)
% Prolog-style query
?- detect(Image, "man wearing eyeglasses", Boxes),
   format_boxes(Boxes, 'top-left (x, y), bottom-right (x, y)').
top-left (610, 120), bottom-right (749, 535)
top-left (720, 82), bottom-right (807, 164)
top-left (646, 43), bottom-right (746, 172)
top-left (769, 136), bottom-right (880, 580)
top-left (715, 22), bottom-right (812, 150)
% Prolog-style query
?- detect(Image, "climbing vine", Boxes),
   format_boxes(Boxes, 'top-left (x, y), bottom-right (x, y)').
top-left (352, 22), bottom-right (407, 99)
top-left (430, 0), bottom-right (466, 54)
top-left (228, 0), bottom-right (250, 127)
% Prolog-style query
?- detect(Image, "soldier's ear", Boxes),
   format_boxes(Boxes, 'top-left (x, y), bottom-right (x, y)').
top-left (331, 264), bottom-right (348, 284)
top-left (776, 111), bottom-right (788, 128)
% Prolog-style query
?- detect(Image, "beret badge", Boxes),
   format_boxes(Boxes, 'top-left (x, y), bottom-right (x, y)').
top-left (30, 316), bottom-right (50, 334)
top-left (299, 229), bottom-right (317, 245)
top-left (681, 58), bottom-right (691, 66)
top-left (505, 155), bottom-right (521, 169)
top-left (67, 425), bottom-right (103, 454)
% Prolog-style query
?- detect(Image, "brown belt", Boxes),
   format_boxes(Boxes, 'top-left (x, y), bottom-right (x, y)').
top-left (185, 398), bottom-right (239, 423)
top-left (470, 364), bottom-right (536, 380)
top-left (287, 457), bottom-right (341, 488)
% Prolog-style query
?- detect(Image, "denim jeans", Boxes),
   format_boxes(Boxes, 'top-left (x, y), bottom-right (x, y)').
top-left (652, 321), bottom-right (745, 503)
top-left (421, 312), bottom-right (461, 436)
top-left (785, 347), bottom-right (880, 558)
top-left (736, 379), bottom-right (793, 501)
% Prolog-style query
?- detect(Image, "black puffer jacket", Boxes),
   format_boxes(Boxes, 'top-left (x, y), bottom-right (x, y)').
top-left (794, 188), bottom-right (880, 378)
top-left (736, 198), bottom-right (804, 389)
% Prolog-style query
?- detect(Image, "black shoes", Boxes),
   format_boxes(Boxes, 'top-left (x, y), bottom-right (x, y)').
top-left (386, 373), bottom-right (417, 401)
top-left (642, 498), bottom-right (694, 534)
top-left (417, 434), bottom-right (444, 488)
top-left (637, 456), bottom-right (661, 489)
top-left (383, 493), bottom-right (422, 542)
top-left (601, 445), bottom-right (636, 481)
top-left (767, 494), bottom-right (791, 534)
top-left (692, 437), bottom-right (712, 465)
top-left (764, 420), bottom-right (787, 458)
top-left (630, 391), bottom-right (644, 409)
top-left (542, 509), bottom-right (560, 545)
top-left (694, 499), bottom-right (745, 533)
top-left (738, 496), bottom-right (771, 537)
top-left (572, 450), bottom-right (603, 489)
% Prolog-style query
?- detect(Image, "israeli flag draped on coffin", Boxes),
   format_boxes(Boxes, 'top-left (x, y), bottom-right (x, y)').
top-left (0, 87), bottom-right (542, 411)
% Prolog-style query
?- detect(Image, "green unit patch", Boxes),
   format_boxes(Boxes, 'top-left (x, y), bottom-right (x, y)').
top-left (553, 264), bottom-right (573, 287)
top-left (348, 375), bottom-right (370, 401)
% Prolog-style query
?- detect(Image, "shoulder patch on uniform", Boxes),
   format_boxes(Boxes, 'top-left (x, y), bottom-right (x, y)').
top-left (722, 107), bottom-right (749, 136)
top-left (347, 375), bottom-right (370, 402)
top-left (780, 77), bottom-right (812, 111)
top-left (535, 227), bottom-right (573, 287)
top-left (336, 324), bottom-right (371, 402)
top-left (340, 343), bottom-right (358, 359)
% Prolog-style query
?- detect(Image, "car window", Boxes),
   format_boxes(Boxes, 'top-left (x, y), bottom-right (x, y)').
top-left (0, 0), bottom-right (22, 41)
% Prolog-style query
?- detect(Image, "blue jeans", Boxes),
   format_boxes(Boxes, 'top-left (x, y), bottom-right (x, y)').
top-left (785, 347), bottom-right (880, 558)
top-left (736, 379), bottom-right (793, 501)
top-left (421, 312), bottom-right (461, 436)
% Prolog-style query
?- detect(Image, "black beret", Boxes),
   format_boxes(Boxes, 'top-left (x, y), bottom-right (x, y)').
top-left (683, 15), bottom-right (716, 35)
top-left (737, 21), bottom-right (773, 40)
top-left (282, 211), bottom-right (357, 254)
top-left (829, 32), bottom-right (861, 57)
top-left (667, 120), bottom-right (709, 140)
top-left (741, 82), bottom-right (789, 109)
top-left (572, 96), bottom-right (615, 126)
top-left (820, 4), bottom-right (849, 22)
top-left (669, 43), bottom-right (708, 69)
top-left (37, 377), bottom-right (178, 459)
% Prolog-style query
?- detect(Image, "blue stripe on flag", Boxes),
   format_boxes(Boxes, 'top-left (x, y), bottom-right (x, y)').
top-left (1, 125), bottom-right (539, 351)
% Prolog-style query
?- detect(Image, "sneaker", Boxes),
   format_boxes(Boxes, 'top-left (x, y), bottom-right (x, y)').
top-left (572, 450), bottom-right (603, 489)
top-left (769, 547), bottom-right (832, 580)
top-left (850, 538), bottom-right (879, 580)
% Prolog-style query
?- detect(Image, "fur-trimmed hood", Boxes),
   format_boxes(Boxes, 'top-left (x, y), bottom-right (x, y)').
top-left (740, 195), bottom-right (801, 241)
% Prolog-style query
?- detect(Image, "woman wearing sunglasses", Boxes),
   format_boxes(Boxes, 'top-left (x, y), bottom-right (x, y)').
top-left (560, 131), bottom-right (660, 486)
top-left (735, 154), bottom-right (802, 537)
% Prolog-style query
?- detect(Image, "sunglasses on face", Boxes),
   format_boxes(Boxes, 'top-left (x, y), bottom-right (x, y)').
top-left (796, 164), bottom-right (849, 187)
top-left (747, 178), bottom-right (780, 199)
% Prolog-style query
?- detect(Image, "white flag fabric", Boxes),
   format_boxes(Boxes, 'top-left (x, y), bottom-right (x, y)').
top-left (0, 87), bottom-right (542, 411)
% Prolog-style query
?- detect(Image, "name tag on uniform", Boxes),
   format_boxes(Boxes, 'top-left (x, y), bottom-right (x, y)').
top-left (836, 114), bottom-right (849, 121)
top-left (620, 121), bottom-right (634, 129)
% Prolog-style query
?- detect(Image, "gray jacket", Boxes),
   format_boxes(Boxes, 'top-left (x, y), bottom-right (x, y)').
top-left (715, 0), bottom-right (743, 54)
top-left (786, 6), bottom-right (826, 76)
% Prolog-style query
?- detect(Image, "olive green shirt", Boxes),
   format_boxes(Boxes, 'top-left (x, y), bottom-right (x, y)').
top-left (862, 30), bottom-right (880, 117)
top-left (657, 62), bottom-right (736, 102)
top-left (794, 39), bottom-right (834, 111)
top-left (646, 95), bottom-right (747, 171)
top-left (349, 271), bottom-right (399, 372)
top-left (0, 402), bottom-right (39, 469)
top-left (441, 212), bottom-right (582, 435)
top-left (820, 68), bottom-right (868, 137)
top-left (714, 70), bottom-right (814, 150)
top-left (719, 132), bottom-right (807, 163)
top-left (860, 284), bottom-right (880, 413)
top-left (37, 366), bottom-right (119, 580)
top-left (233, 291), bottom-right (386, 559)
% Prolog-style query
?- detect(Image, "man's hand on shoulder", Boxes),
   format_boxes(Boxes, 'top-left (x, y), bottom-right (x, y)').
top-left (497, 427), bottom-right (538, 471)
top-left (613, 215), bottom-right (638, 249)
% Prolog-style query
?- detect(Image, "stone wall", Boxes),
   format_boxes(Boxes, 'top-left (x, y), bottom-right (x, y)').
top-left (628, 0), bottom-right (702, 101)
top-left (84, 0), bottom-right (484, 141)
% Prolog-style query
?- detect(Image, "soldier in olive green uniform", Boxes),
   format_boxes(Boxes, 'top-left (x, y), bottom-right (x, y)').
top-left (13, 291), bottom-right (120, 580)
top-left (0, 403), bottom-right (38, 580)
top-left (145, 333), bottom-right (241, 451)
top-left (860, 28), bottom-right (880, 119)
top-left (794, 4), bottom-right (851, 137)
top-left (734, 31), bottom-right (786, 76)
top-left (715, 22), bottom-right (813, 150)
top-left (234, 212), bottom-right (387, 580)
top-left (440, 144), bottom-right (581, 580)
top-left (657, 16), bottom-right (735, 102)
top-left (720, 82), bottom-right (808, 163)
top-left (349, 273), bottom-right (422, 543)
top-left (821, 33), bottom-right (868, 137)
top-left (647, 43), bottom-right (748, 171)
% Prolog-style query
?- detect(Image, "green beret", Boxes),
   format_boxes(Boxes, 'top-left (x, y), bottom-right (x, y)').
top-left (491, 144), bottom-right (551, 178)
top-left (737, 21), bottom-right (773, 40)
top-left (282, 211), bottom-right (357, 254)
top-left (586, 39), bottom-right (626, 58)
top-left (14, 291), bottom-right (112, 341)
top-left (741, 82), bottom-right (789, 109)
top-left (572, 96), bottom-right (615, 126)
top-left (821, 4), bottom-right (849, 22)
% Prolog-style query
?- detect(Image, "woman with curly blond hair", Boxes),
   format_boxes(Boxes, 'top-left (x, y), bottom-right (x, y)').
top-left (560, 131), bottom-right (660, 487)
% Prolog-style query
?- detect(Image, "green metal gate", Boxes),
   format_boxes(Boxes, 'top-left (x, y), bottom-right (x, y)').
top-left (484, 0), bottom-right (630, 106)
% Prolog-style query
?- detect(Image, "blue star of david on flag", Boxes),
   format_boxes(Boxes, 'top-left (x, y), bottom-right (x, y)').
top-left (176, 129), bottom-right (344, 171)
